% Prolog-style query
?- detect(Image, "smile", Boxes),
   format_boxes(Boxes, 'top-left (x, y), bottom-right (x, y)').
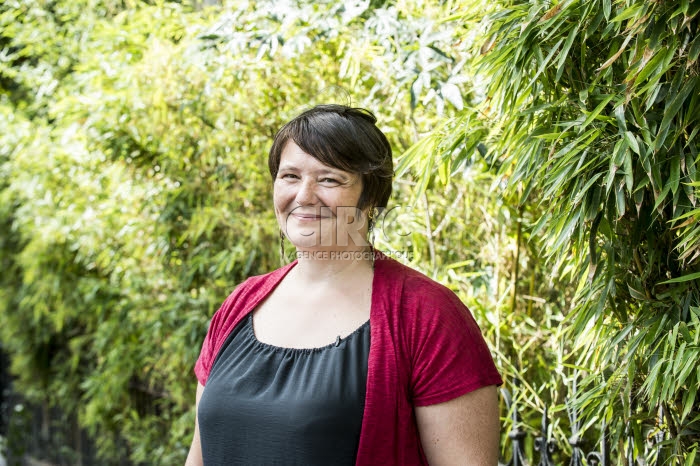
top-left (290, 213), bottom-right (331, 221)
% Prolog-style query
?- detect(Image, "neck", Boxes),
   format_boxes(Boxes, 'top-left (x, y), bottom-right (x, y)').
top-left (292, 246), bottom-right (374, 284)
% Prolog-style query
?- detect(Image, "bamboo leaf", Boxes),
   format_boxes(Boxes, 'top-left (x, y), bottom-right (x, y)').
top-left (631, 48), bottom-right (667, 88)
top-left (556, 24), bottom-right (579, 82)
top-left (580, 94), bottom-right (616, 132)
top-left (573, 173), bottom-right (603, 205)
top-left (396, 134), bottom-right (437, 177)
top-left (653, 182), bottom-right (672, 212)
top-left (670, 155), bottom-right (681, 195)
top-left (525, 37), bottom-right (565, 90)
top-left (624, 131), bottom-right (640, 154)
top-left (613, 138), bottom-right (628, 167)
top-left (678, 353), bottom-right (697, 390)
top-left (615, 181), bottom-right (626, 218)
top-left (597, 33), bottom-right (633, 71)
top-left (628, 283), bottom-right (646, 300)
top-left (689, 36), bottom-right (700, 63)
top-left (611, 3), bottom-right (643, 23)
top-left (614, 104), bottom-right (627, 132)
top-left (623, 149), bottom-right (633, 194)
top-left (656, 77), bottom-right (699, 151)
top-left (604, 161), bottom-right (617, 196)
top-left (659, 271), bottom-right (700, 284)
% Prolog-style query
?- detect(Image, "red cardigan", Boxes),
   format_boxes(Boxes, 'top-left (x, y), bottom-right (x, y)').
top-left (195, 252), bottom-right (502, 465)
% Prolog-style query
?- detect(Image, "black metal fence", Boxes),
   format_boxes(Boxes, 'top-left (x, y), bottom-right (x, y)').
top-left (499, 379), bottom-right (670, 466)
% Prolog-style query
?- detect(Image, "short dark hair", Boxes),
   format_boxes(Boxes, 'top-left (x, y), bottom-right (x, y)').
top-left (268, 104), bottom-right (393, 209)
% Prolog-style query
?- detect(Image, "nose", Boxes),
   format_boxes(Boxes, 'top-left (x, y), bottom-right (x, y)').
top-left (295, 179), bottom-right (317, 206)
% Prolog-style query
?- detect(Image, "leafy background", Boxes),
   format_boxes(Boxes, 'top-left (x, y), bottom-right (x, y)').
top-left (0, 0), bottom-right (698, 464)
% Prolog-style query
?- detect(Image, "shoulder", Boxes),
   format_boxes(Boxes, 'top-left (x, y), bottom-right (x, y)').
top-left (374, 253), bottom-right (489, 355)
top-left (216, 261), bottom-right (297, 320)
top-left (374, 253), bottom-right (464, 314)
top-left (373, 257), bottom-right (502, 404)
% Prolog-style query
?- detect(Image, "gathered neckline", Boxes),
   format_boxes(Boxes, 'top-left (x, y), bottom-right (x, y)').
top-left (245, 313), bottom-right (370, 354)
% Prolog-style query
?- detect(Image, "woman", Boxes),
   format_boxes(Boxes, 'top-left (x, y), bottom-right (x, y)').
top-left (185, 105), bottom-right (502, 465)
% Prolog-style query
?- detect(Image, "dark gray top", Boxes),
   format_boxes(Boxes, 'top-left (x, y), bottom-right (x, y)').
top-left (198, 313), bottom-right (371, 466)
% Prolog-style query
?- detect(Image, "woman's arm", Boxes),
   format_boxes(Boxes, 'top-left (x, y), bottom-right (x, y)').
top-left (184, 382), bottom-right (205, 466)
top-left (415, 385), bottom-right (500, 466)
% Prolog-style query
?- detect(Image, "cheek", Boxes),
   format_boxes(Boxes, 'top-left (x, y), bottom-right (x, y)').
top-left (272, 183), bottom-right (288, 209)
top-left (272, 192), bottom-right (286, 230)
top-left (272, 185), bottom-right (298, 228)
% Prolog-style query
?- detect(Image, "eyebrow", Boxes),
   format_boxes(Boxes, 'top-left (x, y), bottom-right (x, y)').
top-left (277, 164), bottom-right (352, 180)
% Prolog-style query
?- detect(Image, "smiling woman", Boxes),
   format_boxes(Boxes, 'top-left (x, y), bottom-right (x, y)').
top-left (269, 106), bottom-right (393, 254)
top-left (274, 141), bottom-right (367, 250)
top-left (185, 105), bottom-right (502, 466)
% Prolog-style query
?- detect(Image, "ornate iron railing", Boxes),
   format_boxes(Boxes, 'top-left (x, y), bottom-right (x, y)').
top-left (499, 379), bottom-right (668, 466)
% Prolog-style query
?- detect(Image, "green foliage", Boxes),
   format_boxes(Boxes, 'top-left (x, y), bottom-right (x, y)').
top-left (0, 0), bottom-right (487, 462)
top-left (406, 0), bottom-right (700, 461)
top-left (5, 0), bottom-right (696, 462)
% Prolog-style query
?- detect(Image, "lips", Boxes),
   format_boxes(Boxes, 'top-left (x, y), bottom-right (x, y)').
top-left (289, 212), bottom-right (330, 221)
top-left (287, 206), bottom-right (333, 221)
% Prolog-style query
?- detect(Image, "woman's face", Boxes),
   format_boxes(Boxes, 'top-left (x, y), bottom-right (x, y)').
top-left (274, 141), bottom-right (369, 251)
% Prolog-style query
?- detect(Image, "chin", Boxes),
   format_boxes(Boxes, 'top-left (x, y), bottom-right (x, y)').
top-left (286, 228), bottom-right (322, 248)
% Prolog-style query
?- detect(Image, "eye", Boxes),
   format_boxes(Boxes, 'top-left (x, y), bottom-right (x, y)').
top-left (320, 177), bottom-right (340, 184)
top-left (279, 173), bottom-right (299, 180)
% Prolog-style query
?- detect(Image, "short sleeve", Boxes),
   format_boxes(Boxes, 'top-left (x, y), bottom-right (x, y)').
top-left (405, 278), bottom-right (502, 407)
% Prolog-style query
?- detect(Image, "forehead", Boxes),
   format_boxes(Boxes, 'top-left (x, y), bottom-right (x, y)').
top-left (279, 141), bottom-right (353, 175)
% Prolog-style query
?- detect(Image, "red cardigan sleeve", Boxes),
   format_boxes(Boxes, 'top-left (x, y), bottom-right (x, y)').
top-left (402, 274), bottom-right (502, 406)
